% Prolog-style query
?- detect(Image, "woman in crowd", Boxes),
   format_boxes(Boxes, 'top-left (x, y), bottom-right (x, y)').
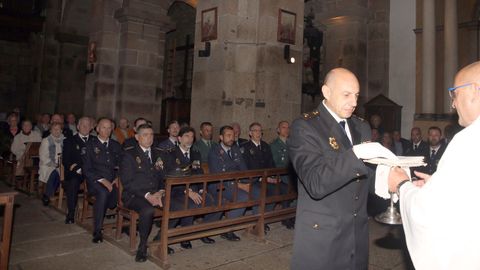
top-left (10, 120), bottom-right (42, 176)
top-left (39, 122), bottom-right (64, 206)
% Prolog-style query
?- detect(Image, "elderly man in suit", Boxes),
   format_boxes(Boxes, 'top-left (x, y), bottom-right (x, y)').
top-left (288, 68), bottom-right (374, 269)
top-left (82, 118), bottom-right (122, 243)
top-left (62, 116), bottom-right (92, 224)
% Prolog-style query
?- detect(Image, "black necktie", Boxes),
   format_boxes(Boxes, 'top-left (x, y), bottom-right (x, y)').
top-left (339, 121), bottom-right (347, 133)
top-left (431, 149), bottom-right (436, 159)
top-left (184, 151), bottom-right (189, 160)
top-left (145, 150), bottom-right (152, 163)
top-left (227, 149), bottom-right (232, 159)
top-left (414, 144), bottom-right (418, 151)
top-left (82, 136), bottom-right (88, 142)
top-left (103, 142), bottom-right (108, 148)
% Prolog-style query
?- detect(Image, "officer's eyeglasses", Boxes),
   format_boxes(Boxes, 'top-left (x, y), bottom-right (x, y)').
top-left (448, 82), bottom-right (480, 100)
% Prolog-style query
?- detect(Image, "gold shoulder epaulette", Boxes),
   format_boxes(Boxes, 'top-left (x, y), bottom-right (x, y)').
top-left (302, 110), bottom-right (319, 119)
top-left (353, 115), bottom-right (365, 122)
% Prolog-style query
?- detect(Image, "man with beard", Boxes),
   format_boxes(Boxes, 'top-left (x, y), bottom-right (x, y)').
top-left (157, 120), bottom-right (180, 150)
top-left (207, 125), bottom-right (249, 241)
top-left (421, 126), bottom-right (446, 175)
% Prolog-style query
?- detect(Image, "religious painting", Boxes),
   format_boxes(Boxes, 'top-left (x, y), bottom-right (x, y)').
top-left (201, 7), bottom-right (217, 42)
top-left (277, 9), bottom-right (296, 44)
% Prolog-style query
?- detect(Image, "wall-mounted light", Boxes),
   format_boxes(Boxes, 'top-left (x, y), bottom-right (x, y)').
top-left (199, 41), bottom-right (211, 57)
top-left (284, 45), bottom-right (295, 64)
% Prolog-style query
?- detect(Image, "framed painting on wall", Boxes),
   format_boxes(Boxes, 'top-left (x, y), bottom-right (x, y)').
top-left (201, 7), bottom-right (217, 41)
top-left (277, 9), bottom-right (296, 44)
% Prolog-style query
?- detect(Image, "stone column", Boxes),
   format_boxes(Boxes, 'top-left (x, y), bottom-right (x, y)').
top-left (84, 0), bottom-right (171, 130)
top-left (422, 0), bottom-right (436, 113)
top-left (190, 0), bottom-right (303, 141)
top-left (444, 0), bottom-right (458, 112)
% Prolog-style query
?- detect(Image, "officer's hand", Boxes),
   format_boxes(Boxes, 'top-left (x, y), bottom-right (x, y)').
top-left (146, 193), bottom-right (163, 207)
top-left (266, 177), bottom-right (279, 184)
top-left (412, 171), bottom-right (431, 187)
top-left (388, 167), bottom-right (410, 193)
top-left (353, 142), bottom-right (397, 160)
top-left (188, 191), bottom-right (203, 205)
top-left (99, 179), bottom-right (113, 192)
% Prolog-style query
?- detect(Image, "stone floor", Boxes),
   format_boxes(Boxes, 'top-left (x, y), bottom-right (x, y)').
top-left (3, 184), bottom-right (415, 270)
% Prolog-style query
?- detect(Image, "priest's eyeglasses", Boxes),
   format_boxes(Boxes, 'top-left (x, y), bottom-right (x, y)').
top-left (448, 82), bottom-right (480, 100)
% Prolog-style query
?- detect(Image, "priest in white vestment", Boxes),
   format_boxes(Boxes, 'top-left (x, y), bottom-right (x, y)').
top-left (388, 61), bottom-right (480, 270)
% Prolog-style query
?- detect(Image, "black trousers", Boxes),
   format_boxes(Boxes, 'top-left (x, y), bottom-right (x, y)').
top-left (64, 172), bottom-right (84, 217)
top-left (88, 182), bottom-right (118, 234)
top-left (124, 196), bottom-right (157, 249)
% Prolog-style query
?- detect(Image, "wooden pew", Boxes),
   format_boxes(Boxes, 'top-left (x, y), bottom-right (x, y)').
top-left (115, 179), bottom-right (163, 253)
top-left (0, 192), bottom-right (17, 270)
top-left (149, 168), bottom-right (295, 269)
top-left (19, 142), bottom-right (40, 194)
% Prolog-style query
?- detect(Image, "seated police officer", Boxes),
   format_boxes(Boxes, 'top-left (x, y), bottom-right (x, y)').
top-left (242, 122), bottom-right (289, 232)
top-left (82, 118), bottom-right (122, 243)
top-left (120, 124), bottom-right (172, 262)
top-left (62, 116), bottom-right (92, 224)
top-left (207, 125), bottom-right (249, 241)
top-left (165, 126), bottom-right (216, 249)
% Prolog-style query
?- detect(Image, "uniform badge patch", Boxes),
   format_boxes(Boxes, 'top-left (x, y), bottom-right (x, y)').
top-left (136, 156), bottom-right (142, 166)
top-left (249, 148), bottom-right (255, 155)
top-left (329, 137), bottom-right (339, 150)
top-left (94, 147), bottom-right (100, 154)
top-left (176, 158), bottom-right (181, 165)
top-left (76, 145), bottom-right (80, 150)
top-left (155, 157), bottom-right (164, 170)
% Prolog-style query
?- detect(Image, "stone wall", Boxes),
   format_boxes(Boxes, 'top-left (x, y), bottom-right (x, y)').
top-left (190, 0), bottom-right (303, 141)
top-left (0, 40), bottom-right (32, 114)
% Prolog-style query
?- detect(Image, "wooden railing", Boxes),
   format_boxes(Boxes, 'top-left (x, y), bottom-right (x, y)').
top-left (0, 192), bottom-right (17, 270)
top-left (150, 168), bottom-right (296, 268)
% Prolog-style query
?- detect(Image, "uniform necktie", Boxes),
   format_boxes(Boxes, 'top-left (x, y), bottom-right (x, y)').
top-left (339, 121), bottom-right (347, 133)
top-left (103, 141), bottom-right (108, 148)
top-left (82, 136), bottom-right (88, 142)
top-left (414, 144), bottom-right (418, 151)
top-left (227, 149), bottom-right (232, 159)
top-left (184, 151), bottom-right (189, 160)
top-left (431, 149), bottom-right (436, 158)
top-left (145, 150), bottom-right (152, 163)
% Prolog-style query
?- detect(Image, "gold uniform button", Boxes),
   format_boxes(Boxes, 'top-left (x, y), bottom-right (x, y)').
top-left (356, 173), bottom-right (360, 177)
top-left (313, 223), bottom-right (319, 229)
top-left (353, 213), bottom-right (357, 217)
top-left (355, 196), bottom-right (359, 200)
top-left (356, 179), bottom-right (360, 183)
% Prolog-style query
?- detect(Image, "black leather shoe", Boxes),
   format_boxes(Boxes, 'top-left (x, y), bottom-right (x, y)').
top-left (41, 195), bottom-right (50, 207)
top-left (135, 249), bottom-right (147, 262)
top-left (180, 241), bottom-right (192, 249)
top-left (200, 237), bottom-right (215, 244)
top-left (65, 217), bottom-right (74, 224)
top-left (221, 232), bottom-right (241, 241)
top-left (167, 247), bottom-right (175, 254)
top-left (282, 219), bottom-right (295, 230)
top-left (92, 232), bottom-right (103, 243)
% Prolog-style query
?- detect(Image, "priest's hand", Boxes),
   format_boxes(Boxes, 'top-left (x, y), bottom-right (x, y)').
top-left (412, 171), bottom-right (431, 187)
